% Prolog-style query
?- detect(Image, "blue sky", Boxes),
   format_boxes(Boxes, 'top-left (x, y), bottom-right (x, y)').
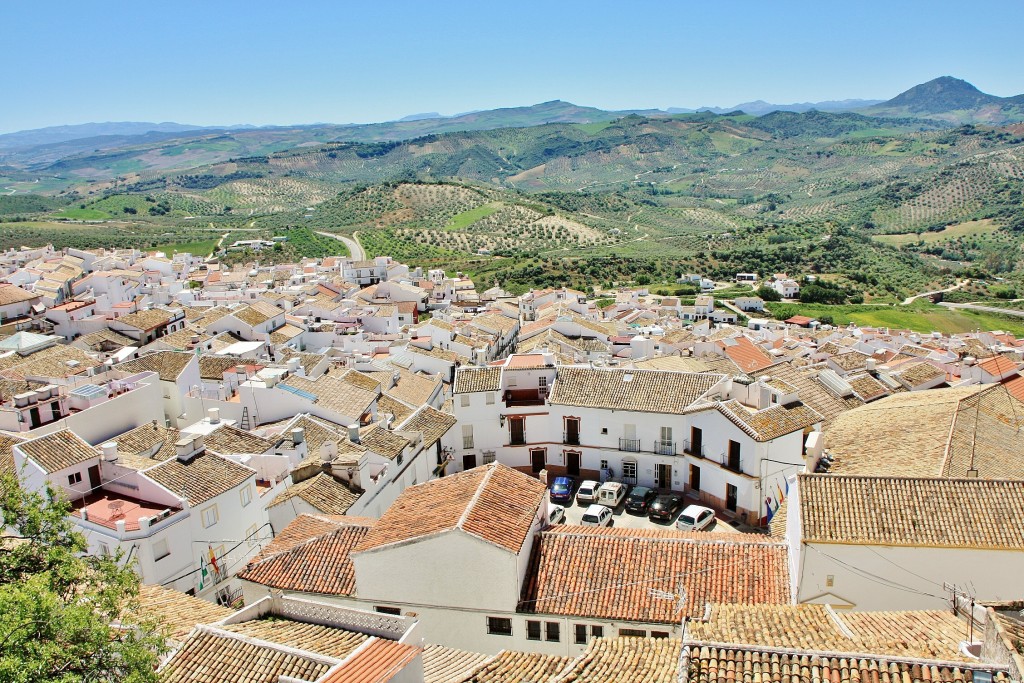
top-left (4, 0), bottom-right (1023, 133)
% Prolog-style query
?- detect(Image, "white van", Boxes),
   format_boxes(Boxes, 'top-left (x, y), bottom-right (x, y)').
top-left (597, 482), bottom-right (626, 508)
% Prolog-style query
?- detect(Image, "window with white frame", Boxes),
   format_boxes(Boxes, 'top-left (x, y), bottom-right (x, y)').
top-left (68, 472), bottom-right (82, 485)
top-left (239, 485), bottom-right (252, 507)
top-left (462, 424), bottom-right (474, 450)
top-left (485, 392), bottom-right (495, 405)
top-left (201, 505), bottom-right (219, 528)
top-left (460, 395), bottom-right (470, 408)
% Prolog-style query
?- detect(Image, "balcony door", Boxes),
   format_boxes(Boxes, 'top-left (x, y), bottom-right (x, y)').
top-left (564, 417), bottom-right (580, 445)
top-left (690, 427), bottom-right (703, 457)
top-left (509, 417), bottom-right (526, 445)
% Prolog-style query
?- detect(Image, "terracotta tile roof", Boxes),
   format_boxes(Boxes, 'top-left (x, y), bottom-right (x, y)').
top-left (682, 644), bottom-right (1006, 683)
top-left (1004, 373), bottom-right (1024, 402)
top-left (146, 451), bottom-right (254, 505)
top-left (422, 645), bottom-right (491, 683)
top-left (847, 373), bottom-right (891, 402)
top-left (115, 351), bottom-right (194, 382)
top-left (716, 399), bottom-right (823, 442)
top-left (799, 474), bottom-right (1024, 548)
top-left (718, 336), bottom-right (775, 373)
top-left (459, 651), bottom-right (571, 683)
top-left (72, 329), bottom-right (136, 350)
top-left (250, 514), bottom-right (375, 563)
top-left (238, 517), bottom-right (374, 596)
top-left (281, 373), bottom-right (379, 420)
top-left (357, 425), bottom-right (409, 461)
top-left (827, 385), bottom-right (1024, 479)
top-left (387, 368), bottom-right (440, 406)
top-left (0, 284), bottom-right (39, 306)
top-left (219, 618), bottom-right (369, 660)
top-left (690, 604), bottom-right (970, 660)
top-left (204, 424), bottom-right (275, 455)
top-left (114, 308), bottom-right (174, 331)
top-left (0, 432), bottom-right (27, 476)
top-left (110, 422), bottom-right (181, 462)
top-left (549, 367), bottom-right (723, 414)
top-left (353, 463), bottom-right (546, 555)
top-left (198, 354), bottom-right (246, 380)
top-left (16, 429), bottom-right (96, 473)
top-left (560, 637), bottom-right (681, 683)
top-left (372, 393), bottom-right (411, 424)
top-left (407, 344), bottom-right (464, 363)
top-left (320, 639), bottom-right (420, 683)
top-left (520, 526), bottom-right (790, 622)
top-left (633, 356), bottom-right (712, 372)
top-left (0, 343), bottom-right (102, 379)
top-left (137, 584), bottom-right (233, 642)
top-left (267, 473), bottom-right (360, 515)
top-left (979, 354), bottom-right (1019, 376)
top-left (270, 323), bottom-right (305, 344)
top-left (158, 625), bottom-right (333, 682)
top-left (232, 301), bottom-right (283, 327)
top-left (398, 406), bottom-right (457, 450)
top-left (893, 360), bottom-right (946, 388)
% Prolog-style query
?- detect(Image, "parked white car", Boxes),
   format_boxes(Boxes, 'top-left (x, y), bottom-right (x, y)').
top-left (597, 482), bottom-right (627, 508)
top-left (676, 504), bottom-right (716, 531)
top-left (576, 480), bottom-right (600, 505)
top-left (581, 504), bottom-right (613, 527)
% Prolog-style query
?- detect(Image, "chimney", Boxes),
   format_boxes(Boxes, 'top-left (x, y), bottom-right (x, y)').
top-left (101, 442), bottom-right (118, 463)
top-left (291, 427), bottom-right (305, 445)
top-left (208, 407), bottom-right (220, 424)
top-left (383, 413), bottom-right (394, 430)
top-left (474, 348), bottom-right (487, 366)
top-left (865, 358), bottom-right (876, 372)
top-left (175, 438), bottom-right (198, 463)
top-left (348, 424), bottom-right (361, 444)
top-left (287, 357), bottom-right (301, 374)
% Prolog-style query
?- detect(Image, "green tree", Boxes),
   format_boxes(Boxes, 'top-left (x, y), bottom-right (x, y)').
top-left (0, 475), bottom-right (167, 683)
top-left (756, 285), bottom-right (782, 302)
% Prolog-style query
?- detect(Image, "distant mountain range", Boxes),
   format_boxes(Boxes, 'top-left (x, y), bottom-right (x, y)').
top-left (3, 77), bottom-right (1022, 155)
top-left (861, 76), bottom-right (1024, 123)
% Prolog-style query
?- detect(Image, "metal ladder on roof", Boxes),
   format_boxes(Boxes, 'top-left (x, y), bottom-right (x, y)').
top-left (240, 406), bottom-right (251, 431)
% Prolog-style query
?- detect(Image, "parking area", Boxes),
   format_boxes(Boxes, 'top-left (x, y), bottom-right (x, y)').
top-left (554, 492), bottom-right (738, 534)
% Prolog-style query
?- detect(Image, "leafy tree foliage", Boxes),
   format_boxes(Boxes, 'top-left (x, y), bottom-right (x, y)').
top-left (756, 285), bottom-right (782, 301)
top-left (0, 475), bottom-right (167, 683)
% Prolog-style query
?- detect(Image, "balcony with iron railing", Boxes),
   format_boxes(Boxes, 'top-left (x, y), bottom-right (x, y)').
top-left (682, 440), bottom-right (706, 458)
top-left (563, 431), bottom-right (580, 446)
top-left (654, 439), bottom-right (676, 456)
top-left (719, 452), bottom-right (743, 474)
top-left (618, 437), bottom-right (641, 452)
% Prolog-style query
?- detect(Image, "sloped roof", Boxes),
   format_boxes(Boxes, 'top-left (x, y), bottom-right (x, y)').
top-left (115, 351), bottom-right (193, 382)
top-left (549, 367), bottom-right (723, 414)
top-left (453, 367), bottom-right (502, 394)
top-left (799, 474), bottom-right (1024, 549)
top-left (267, 473), bottom-right (360, 516)
top-left (520, 526), bottom-right (790, 621)
top-left (16, 429), bottom-right (96, 473)
top-left (353, 463), bottom-right (546, 555)
top-left (146, 451), bottom-right (253, 505)
top-left (238, 516), bottom-right (375, 596)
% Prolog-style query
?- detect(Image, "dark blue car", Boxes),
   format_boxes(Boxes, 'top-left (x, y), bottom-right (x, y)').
top-left (549, 476), bottom-right (575, 504)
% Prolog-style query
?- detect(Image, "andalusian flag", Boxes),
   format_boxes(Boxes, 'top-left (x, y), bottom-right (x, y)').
top-left (198, 555), bottom-right (209, 591)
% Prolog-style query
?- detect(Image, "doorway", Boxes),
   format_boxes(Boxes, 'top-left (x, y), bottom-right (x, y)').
top-left (566, 451), bottom-right (581, 477)
top-left (462, 454), bottom-right (477, 471)
top-left (726, 483), bottom-right (738, 513)
top-left (689, 464), bottom-right (701, 492)
top-left (87, 465), bottom-right (101, 492)
top-left (656, 463), bottom-right (672, 490)
top-left (530, 449), bottom-right (546, 474)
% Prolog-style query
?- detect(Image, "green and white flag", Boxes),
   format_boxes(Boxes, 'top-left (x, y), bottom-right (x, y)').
top-left (198, 555), bottom-right (208, 591)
